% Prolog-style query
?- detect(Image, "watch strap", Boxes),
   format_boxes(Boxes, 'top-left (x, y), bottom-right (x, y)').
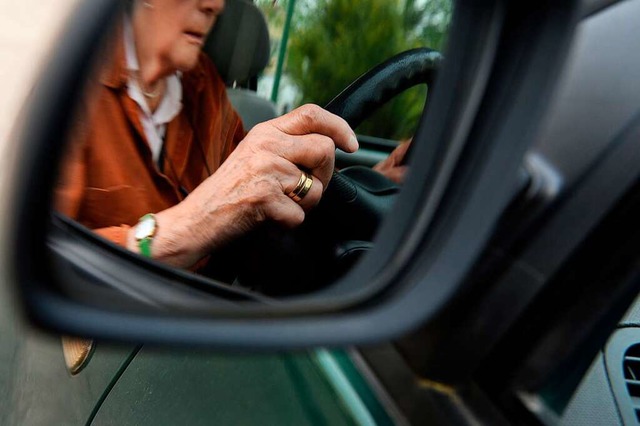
top-left (139, 237), bottom-right (152, 258)
top-left (135, 213), bottom-right (157, 258)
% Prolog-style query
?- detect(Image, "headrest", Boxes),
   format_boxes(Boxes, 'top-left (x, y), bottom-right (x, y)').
top-left (203, 0), bottom-right (271, 85)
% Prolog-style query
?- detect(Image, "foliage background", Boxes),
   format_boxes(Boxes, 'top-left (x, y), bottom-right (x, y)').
top-left (257, 0), bottom-right (452, 140)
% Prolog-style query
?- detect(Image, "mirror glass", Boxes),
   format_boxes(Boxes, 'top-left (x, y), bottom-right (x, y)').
top-left (53, 0), bottom-right (452, 302)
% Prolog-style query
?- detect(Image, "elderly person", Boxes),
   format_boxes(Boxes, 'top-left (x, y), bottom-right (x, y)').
top-left (56, 0), bottom-right (407, 270)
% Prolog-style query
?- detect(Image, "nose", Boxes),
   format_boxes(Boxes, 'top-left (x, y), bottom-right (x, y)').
top-left (200, 0), bottom-right (225, 16)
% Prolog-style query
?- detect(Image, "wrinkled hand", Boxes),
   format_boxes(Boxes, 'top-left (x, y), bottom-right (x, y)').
top-left (373, 140), bottom-right (411, 184)
top-left (144, 104), bottom-right (358, 268)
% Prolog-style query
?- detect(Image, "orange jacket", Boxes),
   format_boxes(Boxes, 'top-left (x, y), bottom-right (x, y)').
top-left (56, 35), bottom-right (245, 247)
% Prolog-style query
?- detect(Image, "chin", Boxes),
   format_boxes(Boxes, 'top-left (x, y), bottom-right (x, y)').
top-left (173, 51), bottom-right (201, 72)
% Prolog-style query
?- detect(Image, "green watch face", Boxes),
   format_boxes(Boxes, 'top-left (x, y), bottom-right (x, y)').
top-left (135, 215), bottom-right (156, 240)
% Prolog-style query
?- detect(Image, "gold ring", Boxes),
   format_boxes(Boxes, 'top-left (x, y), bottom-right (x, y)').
top-left (287, 171), bottom-right (313, 202)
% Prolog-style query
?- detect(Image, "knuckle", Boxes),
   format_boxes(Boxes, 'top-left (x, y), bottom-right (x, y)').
top-left (304, 137), bottom-right (334, 170)
top-left (315, 138), bottom-right (335, 169)
top-left (319, 137), bottom-right (335, 158)
top-left (298, 104), bottom-right (322, 125)
top-left (245, 124), bottom-right (276, 150)
top-left (251, 121), bottom-right (269, 134)
top-left (253, 136), bottom-right (270, 151)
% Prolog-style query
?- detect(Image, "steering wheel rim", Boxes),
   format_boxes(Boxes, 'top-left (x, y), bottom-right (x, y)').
top-left (324, 47), bottom-right (442, 129)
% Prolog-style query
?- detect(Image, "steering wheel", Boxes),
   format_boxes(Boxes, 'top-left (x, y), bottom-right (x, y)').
top-left (205, 48), bottom-right (442, 295)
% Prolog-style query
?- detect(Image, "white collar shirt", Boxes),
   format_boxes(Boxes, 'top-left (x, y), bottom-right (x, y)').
top-left (123, 18), bottom-right (183, 165)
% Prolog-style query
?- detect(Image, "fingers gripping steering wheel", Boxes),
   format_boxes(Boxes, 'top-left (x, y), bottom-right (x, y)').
top-left (209, 48), bottom-right (442, 295)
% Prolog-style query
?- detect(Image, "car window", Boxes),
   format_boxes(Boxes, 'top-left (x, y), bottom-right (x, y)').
top-left (256, 0), bottom-right (452, 141)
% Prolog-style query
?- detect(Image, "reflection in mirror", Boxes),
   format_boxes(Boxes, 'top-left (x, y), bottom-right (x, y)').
top-left (54, 0), bottom-right (451, 300)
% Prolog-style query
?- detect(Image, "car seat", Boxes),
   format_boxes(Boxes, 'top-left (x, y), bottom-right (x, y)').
top-left (203, 0), bottom-right (278, 129)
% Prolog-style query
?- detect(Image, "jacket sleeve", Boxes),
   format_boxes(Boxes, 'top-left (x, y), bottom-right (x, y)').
top-left (54, 118), bottom-right (87, 220)
top-left (54, 121), bottom-right (132, 248)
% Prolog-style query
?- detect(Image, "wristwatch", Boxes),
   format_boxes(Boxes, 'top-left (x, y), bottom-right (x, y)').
top-left (134, 213), bottom-right (157, 258)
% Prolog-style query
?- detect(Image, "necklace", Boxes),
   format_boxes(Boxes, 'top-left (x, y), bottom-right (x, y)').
top-left (141, 84), bottom-right (161, 99)
top-left (131, 70), bottom-right (164, 99)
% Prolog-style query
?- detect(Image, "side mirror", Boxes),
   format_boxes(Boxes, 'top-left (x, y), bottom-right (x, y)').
top-left (10, 0), bottom-right (581, 349)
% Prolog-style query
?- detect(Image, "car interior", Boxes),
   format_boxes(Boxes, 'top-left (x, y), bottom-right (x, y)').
top-left (50, 0), bottom-right (439, 300)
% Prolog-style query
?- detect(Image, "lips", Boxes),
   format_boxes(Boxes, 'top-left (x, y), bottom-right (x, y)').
top-left (184, 30), bottom-right (206, 45)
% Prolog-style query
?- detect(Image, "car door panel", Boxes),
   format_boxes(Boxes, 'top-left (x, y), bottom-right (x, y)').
top-left (4, 334), bottom-right (135, 425)
top-left (90, 348), bottom-right (393, 425)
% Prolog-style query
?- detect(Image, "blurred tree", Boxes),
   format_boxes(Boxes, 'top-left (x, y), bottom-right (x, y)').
top-left (257, 0), bottom-right (451, 140)
top-left (255, 0), bottom-right (287, 67)
top-left (404, 0), bottom-right (453, 49)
